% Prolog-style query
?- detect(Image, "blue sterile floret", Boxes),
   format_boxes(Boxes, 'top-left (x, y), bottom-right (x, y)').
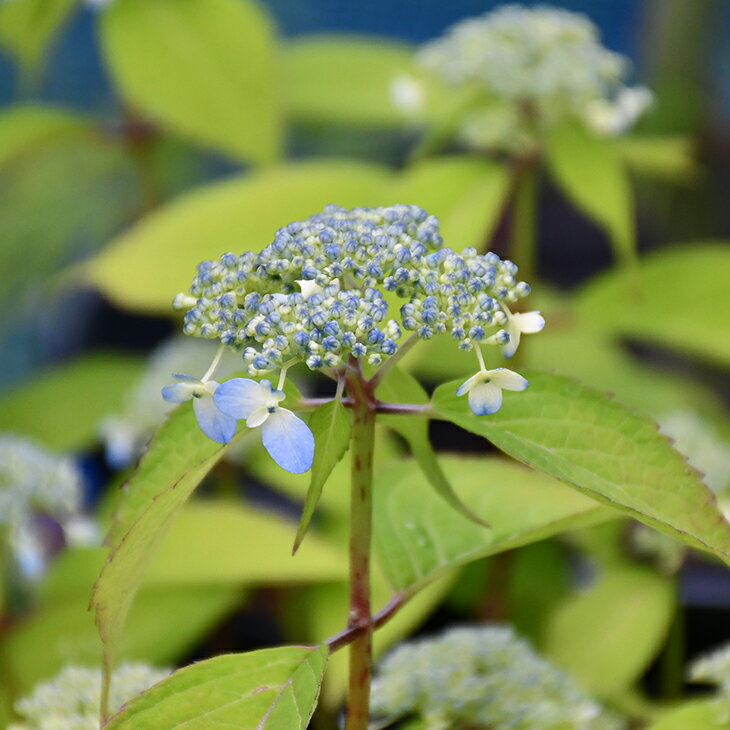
top-left (173, 205), bottom-right (535, 377)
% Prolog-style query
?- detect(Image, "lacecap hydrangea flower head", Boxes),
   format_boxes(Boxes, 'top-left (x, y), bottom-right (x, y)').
top-left (165, 204), bottom-right (543, 470)
top-left (9, 663), bottom-right (169, 730)
top-left (393, 4), bottom-right (652, 152)
top-left (370, 625), bottom-right (625, 730)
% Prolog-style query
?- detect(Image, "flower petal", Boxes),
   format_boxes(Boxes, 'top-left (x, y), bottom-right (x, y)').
top-left (193, 395), bottom-right (237, 444)
top-left (261, 408), bottom-right (315, 473)
top-left (161, 382), bottom-right (196, 403)
top-left (456, 372), bottom-right (483, 396)
top-left (172, 373), bottom-right (200, 383)
top-left (514, 311), bottom-right (545, 334)
top-left (246, 406), bottom-right (270, 429)
top-left (468, 382), bottom-right (503, 416)
top-left (490, 368), bottom-right (529, 392)
top-left (214, 378), bottom-right (271, 419)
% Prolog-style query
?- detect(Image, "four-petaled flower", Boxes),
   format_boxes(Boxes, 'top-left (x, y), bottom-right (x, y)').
top-left (161, 374), bottom-right (237, 444)
top-left (456, 367), bottom-right (528, 416)
top-left (503, 308), bottom-right (545, 359)
top-left (214, 379), bottom-right (315, 474)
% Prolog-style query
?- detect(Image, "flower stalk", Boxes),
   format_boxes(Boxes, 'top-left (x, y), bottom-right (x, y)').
top-left (345, 362), bottom-right (377, 730)
top-left (510, 158), bottom-right (539, 285)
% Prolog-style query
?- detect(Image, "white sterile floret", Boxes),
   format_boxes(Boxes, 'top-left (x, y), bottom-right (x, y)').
top-left (413, 5), bottom-right (650, 150)
top-left (584, 86), bottom-right (653, 136)
top-left (390, 74), bottom-right (425, 114)
top-left (689, 642), bottom-right (730, 723)
top-left (502, 307), bottom-right (545, 358)
top-left (162, 374), bottom-right (237, 445)
top-left (214, 379), bottom-right (314, 473)
top-left (9, 663), bottom-right (169, 730)
top-left (370, 625), bottom-right (625, 729)
top-left (457, 367), bottom-right (528, 416)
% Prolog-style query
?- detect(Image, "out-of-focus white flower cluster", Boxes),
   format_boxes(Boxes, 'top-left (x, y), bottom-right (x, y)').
top-left (369, 625), bottom-right (625, 730)
top-left (0, 435), bottom-right (94, 579)
top-left (689, 642), bottom-right (730, 724)
top-left (393, 4), bottom-right (652, 152)
top-left (629, 410), bottom-right (730, 574)
top-left (659, 410), bottom-right (730, 497)
top-left (100, 337), bottom-right (241, 468)
top-left (9, 663), bottom-right (169, 730)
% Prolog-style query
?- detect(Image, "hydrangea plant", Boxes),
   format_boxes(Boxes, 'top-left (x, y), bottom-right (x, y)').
top-left (81, 199), bottom-right (726, 730)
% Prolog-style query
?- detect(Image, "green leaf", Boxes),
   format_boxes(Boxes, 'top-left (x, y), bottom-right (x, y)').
top-left (0, 126), bottom-right (141, 305)
top-left (99, 0), bottom-right (281, 163)
top-left (616, 135), bottom-right (700, 183)
top-left (577, 243), bottom-right (730, 367)
top-left (507, 541), bottom-right (571, 648)
top-left (374, 455), bottom-right (610, 594)
top-left (107, 375), bottom-right (302, 548)
top-left (105, 645), bottom-right (328, 729)
top-left (147, 500), bottom-right (346, 584)
top-left (546, 122), bottom-right (636, 266)
top-left (293, 400), bottom-right (352, 553)
top-left (283, 35), bottom-right (415, 127)
top-left (525, 326), bottom-right (728, 423)
top-left (3, 582), bottom-right (241, 693)
top-left (544, 565), bottom-right (675, 697)
top-left (390, 156), bottom-right (509, 248)
top-left (432, 371), bottom-right (730, 562)
top-left (106, 400), bottom-right (238, 546)
top-left (83, 160), bottom-right (392, 312)
top-left (0, 353), bottom-right (144, 450)
top-left (0, 105), bottom-right (88, 169)
top-left (93, 402), bottom-right (245, 701)
top-left (647, 700), bottom-right (727, 729)
top-left (0, 0), bottom-right (77, 72)
top-left (376, 367), bottom-right (486, 527)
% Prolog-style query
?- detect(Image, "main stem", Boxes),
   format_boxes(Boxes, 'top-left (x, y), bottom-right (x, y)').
top-left (510, 157), bottom-right (538, 284)
top-left (345, 368), bottom-right (376, 730)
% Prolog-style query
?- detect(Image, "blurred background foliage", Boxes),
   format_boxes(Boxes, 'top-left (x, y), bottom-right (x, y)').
top-left (0, 0), bottom-right (729, 728)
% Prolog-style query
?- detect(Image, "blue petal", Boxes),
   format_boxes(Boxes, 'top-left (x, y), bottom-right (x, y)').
top-left (468, 383), bottom-right (502, 416)
top-left (214, 378), bottom-right (270, 419)
top-left (261, 409), bottom-right (314, 473)
top-left (162, 382), bottom-right (195, 403)
top-left (193, 396), bottom-right (238, 443)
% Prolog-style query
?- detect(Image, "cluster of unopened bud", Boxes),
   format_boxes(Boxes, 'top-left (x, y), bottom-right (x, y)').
top-left (370, 625), bottom-right (624, 730)
top-left (174, 205), bottom-right (532, 375)
top-left (10, 663), bottom-right (169, 730)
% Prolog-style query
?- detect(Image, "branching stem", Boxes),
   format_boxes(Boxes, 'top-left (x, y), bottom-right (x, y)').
top-left (369, 334), bottom-right (419, 389)
top-left (344, 361), bottom-right (377, 730)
